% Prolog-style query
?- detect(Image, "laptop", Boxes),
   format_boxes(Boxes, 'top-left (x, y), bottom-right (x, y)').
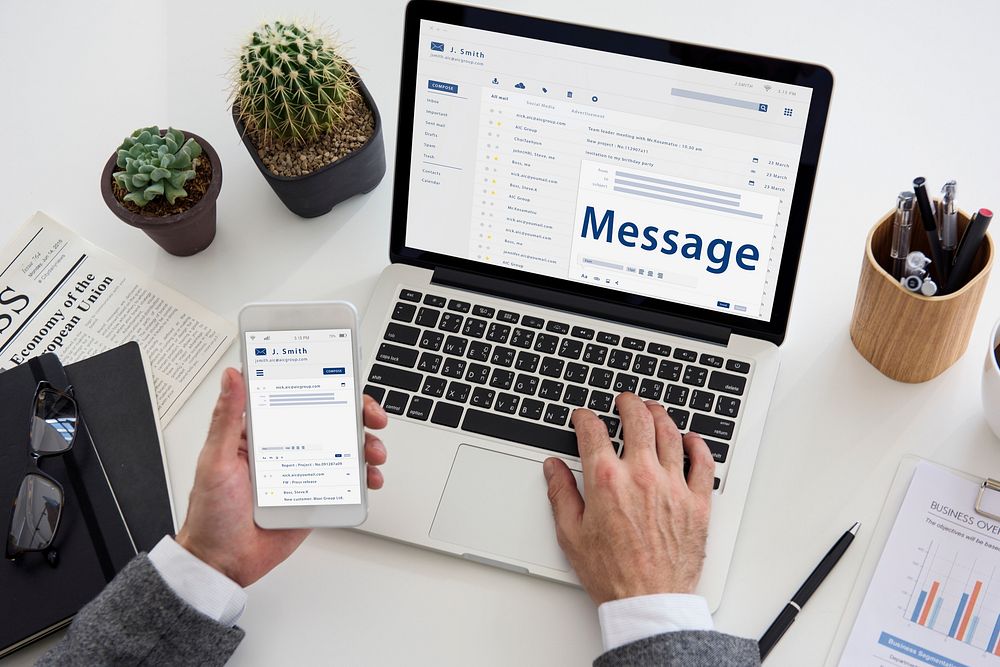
top-left (358, 0), bottom-right (832, 610)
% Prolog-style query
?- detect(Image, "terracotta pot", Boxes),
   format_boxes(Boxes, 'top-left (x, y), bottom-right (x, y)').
top-left (232, 77), bottom-right (386, 218)
top-left (100, 130), bottom-right (222, 256)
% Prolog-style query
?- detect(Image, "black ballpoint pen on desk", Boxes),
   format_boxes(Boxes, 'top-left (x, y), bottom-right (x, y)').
top-left (913, 177), bottom-right (949, 282)
top-left (758, 522), bottom-right (861, 661)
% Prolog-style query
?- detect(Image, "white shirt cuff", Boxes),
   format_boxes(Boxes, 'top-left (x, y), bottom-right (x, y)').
top-left (598, 593), bottom-right (714, 651)
top-left (147, 536), bottom-right (247, 627)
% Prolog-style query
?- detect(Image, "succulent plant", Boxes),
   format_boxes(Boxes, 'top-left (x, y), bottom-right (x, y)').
top-left (233, 21), bottom-right (360, 146)
top-left (113, 127), bottom-right (202, 207)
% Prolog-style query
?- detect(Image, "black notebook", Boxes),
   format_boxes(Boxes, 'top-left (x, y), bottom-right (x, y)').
top-left (0, 354), bottom-right (137, 657)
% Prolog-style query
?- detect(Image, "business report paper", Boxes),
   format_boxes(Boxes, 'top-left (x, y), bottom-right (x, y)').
top-left (840, 461), bottom-right (1000, 667)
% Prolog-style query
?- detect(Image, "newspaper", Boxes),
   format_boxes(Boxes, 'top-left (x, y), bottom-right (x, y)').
top-left (0, 212), bottom-right (234, 424)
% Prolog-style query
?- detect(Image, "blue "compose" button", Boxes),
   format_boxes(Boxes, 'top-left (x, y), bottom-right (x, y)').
top-left (428, 80), bottom-right (459, 94)
top-left (323, 367), bottom-right (346, 375)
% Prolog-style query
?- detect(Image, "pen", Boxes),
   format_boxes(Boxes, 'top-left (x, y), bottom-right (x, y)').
top-left (944, 208), bottom-right (993, 294)
top-left (913, 177), bottom-right (948, 283)
top-left (939, 181), bottom-right (958, 281)
top-left (758, 522), bottom-right (860, 661)
top-left (890, 192), bottom-right (915, 280)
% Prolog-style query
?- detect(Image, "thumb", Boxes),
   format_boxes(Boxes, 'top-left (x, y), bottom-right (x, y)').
top-left (544, 458), bottom-right (584, 547)
top-left (204, 368), bottom-right (246, 458)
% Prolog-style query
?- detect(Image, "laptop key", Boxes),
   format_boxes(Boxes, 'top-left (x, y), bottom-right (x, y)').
top-left (597, 331), bottom-right (620, 345)
top-left (582, 344), bottom-right (608, 365)
top-left (538, 379), bottom-right (564, 401)
top-left (564, 385), bottom-right (589, 406)
top-left (463, 409), bottom-right (579, 457)
top-left (423, 294), bottom-right (447, 307)
top-left (369, 363), bottom-right (421, 392)
top-left (667, 407), bottom-right (689, 430)
top-left (486, 323), bottom-right (511, 343)
top-left (415, 307), bottom-right (440, 328)
top-left (513, 374), bottom-right (539, 396)
top-left (519, 398), bottom-right (544, 420)
top-left (470, 387), bottom-right (496, 409)
top-left (462, 318), bottom-right (487, 339)
top-left (467, 341), bottom-right (491, 362)
top-left (705, 439), bottom-right (730, 463)
top-left (494, 392), bottom-right (520, 414)
top-left (622, 337), bottom-right (645, 351)
top-left (726, 359), bottom-right (751, 374)
top-left (497, 310), bottom-right (520, 324)
top-left (489, 369), bottom-right (515, 390)
top-left (690, 413), bottom-right (735, 440)
top-left (441, 358), bottom-right (466, 379)
top-left (608, 349), bottom-right (633, 370)
top-left (543, 404), bottom-right (570, 426)
top-left (510, 328), bottom-right (535, 349)
top-left (417, 352), bottom-right (442, 374)
top-left (558, 338), bottom-right (584, 360)
top-left (406, 396), bottom-right (433, 421)
top-left (599, 415), bottom-right (620, 438)
top-left (588, 367), bottom-right (614, 390)
top-left (439, 312), bottom-right (463, 332)
top-left (683, 366), bottom-right (708, 387)
top-left (391, 302), bottom-right (417, 323)
top-left (564, 362), bottom-right (589, 384)
top-left (448, 299), bottom-right (470, 313)
top-left (708, 371), bottom-right (747, 396)
top-left (588, 391), bottom-right (613, 412)
top-left (431, 402), bottom-right (463, 427)
top-left (664, 384), bottom-right (689, 406)
top-left (446, 381), bottom-right (471, 403)
top-left (546, 321), bottom-right (570, 334)
top-left (657, 360), bottom-right (682, 381)
top-left (472, 305), bottom-right (495, 318)
top-left (632, 354), bottom-right (657, 376)
top-left (419, 331), bottom-right (444, 351)
top-left (534, 333), bottom-right (559, 354)
top-left (716, 395), bottom-right (741, 418)
top-left (363, 384), bottom-right (385, 404)
top-left (383, 391), bottom-right (409, 415)
top-left (647, 343), bottom-right (672, 357)
top-left (377, 343), bottom-right (419, 368)
top-left (490, 346), bottom-right (516, 367)
top-left (443, 336), bottom-right (468, 357)
top-left (514, 351), bottom-right (540, 373)
top-left (399, 289), bottom-right (422, 302)
top-left (385, 322), bottom-right (420, 346)
top-left (539, 356), bottom-right (565, 378)
top-left (571, 326), bottom-right (595, 340)
top-left (421, 376), bottom-right (447, 398)
top-left (700, 354), bottom-right (724, 368)
top-left (465, 363), bottom-right (491, 385)
top-left (690, 390), bottom-right (715, 412)
top-left (613, 373), bottom-right (638, 393)
top-left (522, 315), bottom-right (544, 329)
top-left (673, 348), bottom-right (697, 362)
top-left (637, 379), bottom-right (664, 401)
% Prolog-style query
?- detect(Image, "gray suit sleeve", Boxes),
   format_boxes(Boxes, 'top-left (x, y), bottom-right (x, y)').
top-left (37, 554), bottom-right (244, 666)
top-left (594, 630), bottom-right (761, 667)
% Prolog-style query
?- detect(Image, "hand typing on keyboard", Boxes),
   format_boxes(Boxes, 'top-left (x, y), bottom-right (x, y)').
top-left (543, 392), bottom-right (715, 605)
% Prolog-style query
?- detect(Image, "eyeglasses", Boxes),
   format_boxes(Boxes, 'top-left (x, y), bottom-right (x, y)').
top-left (5, 382), bottom-right (79, 566)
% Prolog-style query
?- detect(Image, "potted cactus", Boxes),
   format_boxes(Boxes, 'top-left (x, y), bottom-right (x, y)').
top-left (100, 127), bottom-right (223, 256)
top-left (230, 21), bottom-right (386, 218)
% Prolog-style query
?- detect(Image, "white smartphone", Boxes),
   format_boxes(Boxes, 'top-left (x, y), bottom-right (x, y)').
top-left (239, 301), bottom-right (367, 529)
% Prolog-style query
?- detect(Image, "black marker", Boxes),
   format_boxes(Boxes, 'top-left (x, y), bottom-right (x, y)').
top-left (913, 177), bottom-right (948, 283)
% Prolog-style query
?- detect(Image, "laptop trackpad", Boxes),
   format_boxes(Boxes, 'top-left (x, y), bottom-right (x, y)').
top-left (430, 445), bottom-right (582, 572)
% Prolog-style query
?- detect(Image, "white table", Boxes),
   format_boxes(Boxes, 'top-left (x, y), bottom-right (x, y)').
top-left (3, 0), bottom-right (999, 664)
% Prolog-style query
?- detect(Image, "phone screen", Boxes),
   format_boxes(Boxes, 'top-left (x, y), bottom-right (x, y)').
top-left (244, 328), bottom-right (362, 507)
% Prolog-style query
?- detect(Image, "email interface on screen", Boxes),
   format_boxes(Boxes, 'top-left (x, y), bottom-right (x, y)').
top-left (406, 21), bottom-right (814, 321)
top-left (245, 329), bottom-right (361, 507)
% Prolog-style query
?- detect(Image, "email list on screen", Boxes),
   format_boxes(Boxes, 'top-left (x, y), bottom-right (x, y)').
top-left (406, 20), bottom-right (813, 321)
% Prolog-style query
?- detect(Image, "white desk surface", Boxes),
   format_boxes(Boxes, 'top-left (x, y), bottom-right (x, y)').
top-left (3, 0), bottom-right (1000, 664)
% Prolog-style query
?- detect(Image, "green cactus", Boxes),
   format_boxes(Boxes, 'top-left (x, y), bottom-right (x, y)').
top-left (233, 21), bottom-right (360, 146)
top-left (113, 127), bottom-right (202, 207)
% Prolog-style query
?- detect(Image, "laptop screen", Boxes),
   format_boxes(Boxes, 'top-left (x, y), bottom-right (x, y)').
top-left (402, 13), bottom-right (822, 326)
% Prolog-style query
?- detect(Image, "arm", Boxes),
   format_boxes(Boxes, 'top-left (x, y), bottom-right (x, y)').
top-left (39, 368), bottom-right (389, 666)
top-left (543, 394), bottom-right (760, 667)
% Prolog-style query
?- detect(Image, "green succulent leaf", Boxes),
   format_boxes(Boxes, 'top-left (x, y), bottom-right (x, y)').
top-left (123, 191), bottom-right (149, 207)
top-left (171, 149), bottom-right (192, 169)
top-left (149, 167), bottom-right (170, 181)
top-left (131, 173), bottom-right (150, 188)
top-left (164, 184), bottom-right (187, 204)
top-left (144, 182), bottom-right (165, 199)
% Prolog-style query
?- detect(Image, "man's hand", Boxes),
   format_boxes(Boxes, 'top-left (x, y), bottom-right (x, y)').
top-left (543, 392), bottom-right (715, 605)
top-left (175, 367), bottom-right (389, 587)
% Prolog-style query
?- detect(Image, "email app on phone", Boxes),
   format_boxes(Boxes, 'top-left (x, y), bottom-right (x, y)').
top-left (244, 328), bottom-right (362, 507)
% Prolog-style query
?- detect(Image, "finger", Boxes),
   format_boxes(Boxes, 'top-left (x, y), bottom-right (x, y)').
top-left (615, 393), bottom-right (656, 464)
top-left (204, 368), bottom-right (246, 459)
top-left (683, 432), bottom-right (716, 499)
top-left (367, 465), bottom-right (384, 490)
top-left (364, 432), bottom-right (387, 466)
top-left (543, 457), bottom-right (583, 547)
top-left (364, 395), bottom-right (389, 430)
top-left (570, 408), bottom-right (617, 467)
top-left (645, 401), bottom-right (683, 472)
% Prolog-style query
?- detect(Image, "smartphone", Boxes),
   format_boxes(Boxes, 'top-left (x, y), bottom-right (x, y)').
top-left (239, 301), bottom-right (367, 528)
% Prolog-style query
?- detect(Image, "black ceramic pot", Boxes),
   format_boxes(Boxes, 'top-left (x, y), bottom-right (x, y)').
top-left (232, 78), bottom-right (386, 218)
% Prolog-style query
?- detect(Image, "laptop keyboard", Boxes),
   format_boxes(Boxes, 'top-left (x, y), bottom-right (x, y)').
top-left (365, 288), bottom-right (753, 492)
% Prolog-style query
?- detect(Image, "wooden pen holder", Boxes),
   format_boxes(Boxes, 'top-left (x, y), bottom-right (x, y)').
top-left (850, 208), bottom-right (994, 383)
